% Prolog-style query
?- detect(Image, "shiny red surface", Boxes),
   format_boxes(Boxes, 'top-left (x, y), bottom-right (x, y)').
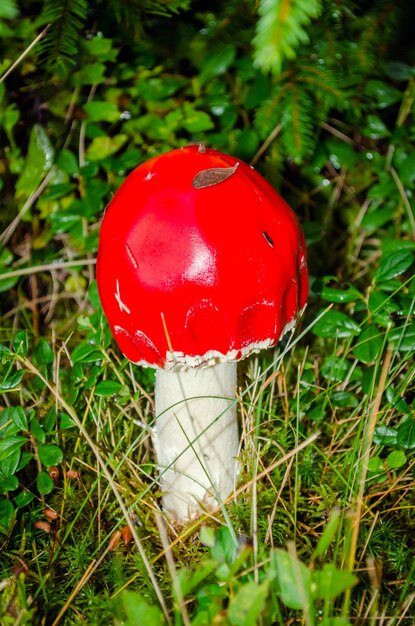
top-left (96, 145), bottom-right (308, 368)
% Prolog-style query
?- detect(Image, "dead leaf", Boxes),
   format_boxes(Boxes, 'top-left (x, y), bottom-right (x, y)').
top-left (192, 162), bottom-right (239, 189)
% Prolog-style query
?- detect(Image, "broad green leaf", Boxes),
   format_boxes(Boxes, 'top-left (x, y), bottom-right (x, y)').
top-left (313, 563), bottom-right (357, 600)
top-left (95, 380), bottom-right (123, 396)
top-left (375, 250), bottom-right (414, 283)
top-left (182, 109), bottom-right (214, 133)
top-left (385, 386), bottom-right (410, 413)
top-left (9, 406), bottom-right (28, 431)
top-left (373, 426), bottom-right (398, 447)
top-left (83, 101), bottom-right (120, 122)
top-left (384, 61), bottom-right (415, 81)
top-left (386, 450), bottom-right (407, 470)
top-left (15, 124), bottom-right (54, 200)
top-left (14, 490), bottom-right (35, 508)
top-left (0, 500), bottom-right (15, 532)
top-left (397, 419), bottom-right (415, 450)
top-left (270, 548), bottom-right (312, 610)
top-left (38, 444), bottom-right (63, 467)
top-left (198, 44), bottom-right (236, 84)
top-left (364, 80), bottom-right (402, 109)
top-left (12, 330), bottom-right (29, 356)
top-left (34, 338), bottom-right (54, 365)
top-left (59, 413), bottom-right (76, 430)
top-left (315, 277), bottom-right (362, 303)
top-left (1, 448), bottom-right (21, 478)
top-left (389, 322), bottom-right (415, 351)
top-left (76, 62), bottom-right (106, 85)
top-left (353, 325), bottom-right (384, 364)
top-left (0, 370), bottom-right (24, 391)
top-left (56, 149), bottom-right (79, 175)
top-left (228, 581), bottom-right (269, 626)
top-left (331, 391), bottom-right (359, 408)
top-left (86, 134), bottom-right (128, 160)
top-left (0, 436), bottom-right (27, 462)
top-left (71, 342), bottom-right (102, 363)
top-left (0, 475), bottom-right (18, 493)
top-left (312, 310), bottom-right (360, 338)
top-left (364, 115), bottom-right (390, 139)
top-left (120, 591), bottom-right (165, 626)
top-left (37, 471), bottom-right (54, 495)
top-left (321, 356), bottom-right (353, 382)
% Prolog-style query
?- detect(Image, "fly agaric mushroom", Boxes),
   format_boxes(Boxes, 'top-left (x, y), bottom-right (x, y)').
top-left (96, 145), bottom-right (307, 522)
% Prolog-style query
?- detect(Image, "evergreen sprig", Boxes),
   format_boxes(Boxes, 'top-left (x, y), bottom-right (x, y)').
top-left (38, 0), bottom-right (88, 73)
top-left (253, 0), bottom-right (323, 74)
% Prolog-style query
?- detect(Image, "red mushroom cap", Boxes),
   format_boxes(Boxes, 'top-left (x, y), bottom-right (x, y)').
top-left (96, 145), bottom-right (308, 369)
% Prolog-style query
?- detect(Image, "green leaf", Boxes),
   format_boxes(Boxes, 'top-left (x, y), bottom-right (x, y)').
top-left (15, 124), bottom-right (54, 200)
top-left (331, 392), bottom-right (359, 408)
top-left (72, 342), bottom-right (102, 363)
top-left (0, 370), bottom-right (24, 391)
top-left (0, 436), bottom-right (27, 462)
top-left (120, 591), bottom-right (165, 626)
top-left (364, 115), bottom-right (390, 139)
top-left (353, 325), bottom-right (384, 364)
top-left (315, 277), bottom-right (362, 303)
top-left (34, 338), bottom-right (54, 365)
top-left (9, 406), bottom-right (28, 431)
top-left (182, 108), bottom-right (214, 133)
top-left (38, 444), bottom-right (63, 467)
top-left (386, 450), bottom-right (407, 470)
top-left (312, 310), bottom-right (360, 339)
top-left (270, 549), bottom-right (312, 610)
top-left (397, 419), bottom-right (415, 450)
top-left (1, 448), bottom-right (21, 478)
top-left (228, 581), bottom-right (269, 626)
top-left (0, 475), bottom-right (19, 494)
top-left (373, 426), bottom-right (398, 447)
top-left (364, 80), bottom-right (402, 109)
top-left (76, 62), bottom-right (107, 85)
top-left (198, 44), bottom-right (236, 84)
top-left (14, 490), bottom-right (35, 508)
top-left (389, 322), bottom-right (415, 351)
top-left (37, 471), bottom-right (55, 495)
top-left (83, 101), bottom-right (120, 122)
top-left (12, 330), bottom-right (29, 356)
top-left (313, 563), bottom-right (357, 600)
top-left (95, 380), bottom-right (123, 396)
top-left (86, 134), bottom-right (128, 160)
top-left (374, 250), bottom-right (414, 283)
top-left (0, 500), bottom-right (15, 532)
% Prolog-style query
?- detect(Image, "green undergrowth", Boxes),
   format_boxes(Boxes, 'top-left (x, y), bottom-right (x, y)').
top-left (1, 0), bottom-right (415, 624)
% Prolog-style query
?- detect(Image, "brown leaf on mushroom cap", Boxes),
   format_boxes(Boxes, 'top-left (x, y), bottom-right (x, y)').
top-left (192, 163), bottom-right (239, 189)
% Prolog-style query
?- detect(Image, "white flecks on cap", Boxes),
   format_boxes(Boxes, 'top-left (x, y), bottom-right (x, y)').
top-left (126, 244), bottom-right (138, 269)
top-left (115, 279), bottom-right (131, 314)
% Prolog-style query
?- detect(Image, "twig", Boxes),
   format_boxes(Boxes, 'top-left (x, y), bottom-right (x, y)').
top-left (0, 24), bottom-right (51, 84)
top-left (0, 167), bottom-right (56, 245)
top-left (0, 258), bottom-right (97, 281)
top-left (390, 166), bottom-right (415, 240)
top-left (250, 124), bottom-right (282, 166)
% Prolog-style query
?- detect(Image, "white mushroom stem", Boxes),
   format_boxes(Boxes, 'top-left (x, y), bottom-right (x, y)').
top-left (153, 362), bottom-right (239, 522)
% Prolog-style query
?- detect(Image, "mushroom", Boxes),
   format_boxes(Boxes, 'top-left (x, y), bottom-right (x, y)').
top-left (96, 145), bottom-right (308, 522)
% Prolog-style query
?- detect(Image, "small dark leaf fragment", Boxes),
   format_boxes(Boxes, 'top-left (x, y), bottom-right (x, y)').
top-left (192, 163), bottom-right (239, 189)
top-left (262, 231), bottom-right (274, 247)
